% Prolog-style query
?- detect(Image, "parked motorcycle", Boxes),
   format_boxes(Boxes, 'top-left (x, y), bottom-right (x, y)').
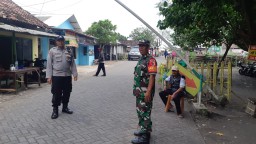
top-left (238, 64), bottom-right (247, 75)
top-left (239, 62), bottom-right (256, 77)
top-left (34, 58), bottom-right (47, 83)
top-left (23, 58), bottom-right (47, 83)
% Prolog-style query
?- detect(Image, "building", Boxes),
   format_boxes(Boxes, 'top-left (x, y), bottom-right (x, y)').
top-left (0, 0), bottom-right (56, 70)
top-left (38, 15), bottom-right (97, 66)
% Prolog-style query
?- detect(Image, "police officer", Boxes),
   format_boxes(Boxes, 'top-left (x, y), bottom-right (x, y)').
top-left (159, 65), bottom-right (185, 118)
top-left (46, 35), bottom-right (78, 119)
top-left (132, 40), bottom-right (157, 144)
top-left (93, 47), bottom-right (106, 76)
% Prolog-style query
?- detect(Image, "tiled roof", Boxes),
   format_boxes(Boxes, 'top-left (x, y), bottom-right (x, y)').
top-left (120, 40), bottom-right (139, 47)
top-left (0, 0), bottom-right (49, 29)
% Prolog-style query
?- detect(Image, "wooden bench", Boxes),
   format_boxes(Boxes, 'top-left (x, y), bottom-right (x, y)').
top-left (165, 94), bottom-right (184, 113)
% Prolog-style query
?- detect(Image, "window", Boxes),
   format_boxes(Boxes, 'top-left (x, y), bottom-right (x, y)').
top-left (16, 38), bottom-right (32, 61)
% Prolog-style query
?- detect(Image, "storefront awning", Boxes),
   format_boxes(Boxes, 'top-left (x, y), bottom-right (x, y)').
top-left (64, 36), bottom-right (78, 48)
top-left (0, 23), bottom-right (57, 37)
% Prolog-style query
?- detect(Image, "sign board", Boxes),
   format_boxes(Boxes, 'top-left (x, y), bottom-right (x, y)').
top-left (167, 63), bottom-right (201, 97)
top-left (248, 45), bottom-right (256, 61)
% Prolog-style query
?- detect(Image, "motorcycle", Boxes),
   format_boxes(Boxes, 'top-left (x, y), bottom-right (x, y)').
top-left (239, 62), bottom-right (256, 77)
top-left (34, 58), bottom-right (47, 83)
top-left (238, 64), bottom-right (247, 75)
top-left (250, 63), bottom-right (256, 77)
top-left (23, 58), bottom-right (47, 83)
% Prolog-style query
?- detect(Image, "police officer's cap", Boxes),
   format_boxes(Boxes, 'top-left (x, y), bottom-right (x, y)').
top-left (56, 35), bottom-right (65, 41)
top-left (138, 39), bottom-right (150, 46)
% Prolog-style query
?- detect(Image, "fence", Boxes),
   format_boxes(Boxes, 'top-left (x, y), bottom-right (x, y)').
top-left (191, 61), bottom-right (232, 100)
top-left (159, 57), bottom-right (232, 101)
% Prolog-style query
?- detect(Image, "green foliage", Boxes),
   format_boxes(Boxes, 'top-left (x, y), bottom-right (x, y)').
top-left (129, 27), bottom-right (158, 47)
top-left (157, 0), bottom-right (256, 51)
top-left (85, 19), bottom-right (117, 46)
top-left (116, 33), bottom-right (127, 41)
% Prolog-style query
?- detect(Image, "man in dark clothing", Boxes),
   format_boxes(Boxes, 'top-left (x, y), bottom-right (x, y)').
top-left (94, 48), bottom-right (106, 76)
top-left (164, 49), bottom-right (168, 59)
top-left (159, 65), bottom-right (185, 118)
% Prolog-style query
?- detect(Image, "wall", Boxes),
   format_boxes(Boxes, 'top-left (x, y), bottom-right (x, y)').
top-left (117, 45), bottom-right (124, 54)
top-left (0, 31), bottom-right (38, 59)
top-left (57, 20), bottom-right (74, 30)
top-left (41, 37), bottom-right (49, 59)
top-left (78, 44), bottom-right (94, 65)
top-left (88, 45), bottom-right (95, 66)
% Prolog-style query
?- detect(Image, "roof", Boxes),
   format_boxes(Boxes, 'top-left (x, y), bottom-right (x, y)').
top-left (51, 27), bottom-right (97, 40)
top-left (0, 0), bottom-right (49, 29)
top-left (120, 40), bottom-right (139, 47)
top-left (38, 14), bottom-right (82, 33)
top-left (0, 23), bottom-right (57, 37)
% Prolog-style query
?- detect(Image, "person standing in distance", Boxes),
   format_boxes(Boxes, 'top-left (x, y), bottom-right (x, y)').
top-left (46, 35), bottom-right (78, 119)
top-left (93, 47), bottom-right (106, 76)
top-left (132, 40), bottom-right (157, 144)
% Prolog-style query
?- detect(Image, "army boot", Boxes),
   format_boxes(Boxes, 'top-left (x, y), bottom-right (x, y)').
top-left (131, 133), bottom-right (150, 144)
top-left (134, 130), bottom-right (151, 138)
top-left (62, 104), bottom-right (73, 114)
top-left (51, 107), bottom-right (58, 119)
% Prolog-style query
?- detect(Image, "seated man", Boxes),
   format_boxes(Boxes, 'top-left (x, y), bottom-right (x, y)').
top-left (159, 65), bottom-right (186, 118)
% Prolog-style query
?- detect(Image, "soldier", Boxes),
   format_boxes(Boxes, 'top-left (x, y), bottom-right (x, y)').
top-left (46, 35), bottom-right (78, 119)
top-left (132, 40), bottom-right (157, 144)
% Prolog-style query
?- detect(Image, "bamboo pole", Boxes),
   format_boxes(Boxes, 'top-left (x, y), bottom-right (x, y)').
top-left (220, 62), bottom-right (224, 95)
top-left (114, 0), bottom-right (221, 102)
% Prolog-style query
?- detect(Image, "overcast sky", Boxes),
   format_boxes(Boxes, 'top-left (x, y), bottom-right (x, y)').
top-left (12, 0), bottom-right (162, 37)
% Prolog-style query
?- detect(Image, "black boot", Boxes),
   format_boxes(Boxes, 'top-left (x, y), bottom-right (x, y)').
top-left (134, 130), bottom-right (151, 138)
top-left (62, 104), bottom-right (73, 114)
top-left (131, 134), bottom-right (150, 144)
top-left (51, 107), bottom-right (58, 119)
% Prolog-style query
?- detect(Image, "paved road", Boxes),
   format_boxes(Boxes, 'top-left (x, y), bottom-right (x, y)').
top-left (0, 58), bottom-right (204, 144)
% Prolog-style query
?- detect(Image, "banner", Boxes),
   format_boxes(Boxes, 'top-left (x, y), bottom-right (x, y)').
top-left (248, 45), bottom-right (256, 61)
top-left (167, 63), bottom-right (201, 96)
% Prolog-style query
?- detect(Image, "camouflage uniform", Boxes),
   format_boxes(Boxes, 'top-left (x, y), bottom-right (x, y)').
top-left (133, 55), bottom-right (157, 133)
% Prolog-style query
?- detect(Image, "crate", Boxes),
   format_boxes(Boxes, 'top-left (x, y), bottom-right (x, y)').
top-left (245, 98), bottom-right (256, 117)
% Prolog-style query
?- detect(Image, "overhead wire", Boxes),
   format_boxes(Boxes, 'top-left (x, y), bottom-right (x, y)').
top-left (16, 0), bottom-right (84, 16)
top-left (39, 0), bottom-right (46, 15)
top-left (16, 1), bottom-right (72, 16)
top-left (45, 0), bottom-right (84, 12)
top-left (19, 0), bottom-right (56, 7)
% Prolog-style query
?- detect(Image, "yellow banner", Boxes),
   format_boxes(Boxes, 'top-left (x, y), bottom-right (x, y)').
top-left (167, 63), bottom-right (201, 96)
top-left (248, 45), bottom-right (256, 61)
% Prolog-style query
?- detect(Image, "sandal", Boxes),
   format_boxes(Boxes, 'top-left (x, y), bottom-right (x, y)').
top-left (168, 105), bottom-right (175, 112)
top-left (178, 114), bottom-right (184, 118)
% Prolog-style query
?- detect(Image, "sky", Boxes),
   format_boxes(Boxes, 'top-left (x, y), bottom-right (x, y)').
top-left (12, 0), bottom-right (163, 37)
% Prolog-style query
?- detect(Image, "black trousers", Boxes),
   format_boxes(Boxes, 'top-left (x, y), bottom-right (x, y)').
top-left (159, 89), bottom-right (183, 115)
top-left (95, 63), bottom-right (106, 76)
top-left (51, 76), bottom-right (72, 108)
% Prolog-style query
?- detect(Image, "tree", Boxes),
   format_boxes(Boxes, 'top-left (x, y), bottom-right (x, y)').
top-left (85, 19), bottom-right (117, 47)
top-left (129, 27), bottom-right (158, 47)
top-left (157, 0), bottom-right (256, 62)
top-left (116, 33), bottom-right (127, 41)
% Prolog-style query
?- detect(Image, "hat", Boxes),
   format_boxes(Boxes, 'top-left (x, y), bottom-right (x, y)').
top-left (138, 39), bottom-right (150, 46)
top-left (171, 65), bottom-right (179, 71)
top-left (56, 35), bottom-right (65, 41)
